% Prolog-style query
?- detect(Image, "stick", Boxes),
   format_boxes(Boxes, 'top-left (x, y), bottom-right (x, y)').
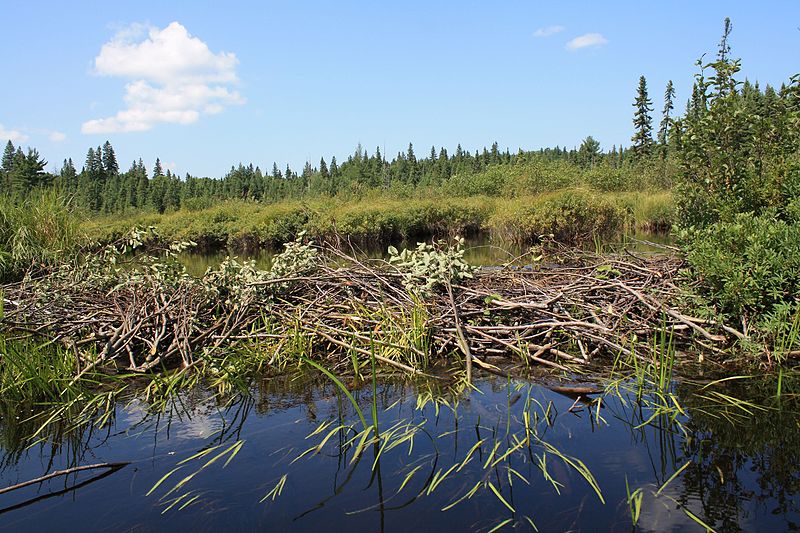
top-left (0, 462), bottom-right (129, 496)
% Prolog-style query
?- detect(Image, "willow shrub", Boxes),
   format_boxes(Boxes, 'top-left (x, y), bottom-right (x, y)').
top-left (683, 213), bottom-right (800, 317)
top-left (489, 190), bottom-right (629, 244)
top-left (306, 196), bottom-right (494, 243)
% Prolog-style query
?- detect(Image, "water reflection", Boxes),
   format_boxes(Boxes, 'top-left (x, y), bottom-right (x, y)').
top-left (177, 232), bottom-right (674, 277)
top-left (0, 371), bottom-right (796, 532)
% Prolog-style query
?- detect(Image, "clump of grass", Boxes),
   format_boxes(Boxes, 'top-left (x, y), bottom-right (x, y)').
top-left (0, 336), bottom-right (82, 403)
top-left (489, 189), bottom-right (629, 244)
top-left (0, 191), bottom-right (85, 281)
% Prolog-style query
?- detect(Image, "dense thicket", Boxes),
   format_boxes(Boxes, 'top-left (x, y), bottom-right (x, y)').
top-left (673, 18), bottom-right (800, 355)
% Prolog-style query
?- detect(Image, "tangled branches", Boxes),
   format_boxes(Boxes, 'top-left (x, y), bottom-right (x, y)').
top-left (0, 231), bottom-right (743, 377)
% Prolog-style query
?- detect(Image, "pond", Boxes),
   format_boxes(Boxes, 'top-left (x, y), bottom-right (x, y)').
top-left (177, 232), bottom-right (674, 277)
top-left (0, 369), bottom-right (797, 532)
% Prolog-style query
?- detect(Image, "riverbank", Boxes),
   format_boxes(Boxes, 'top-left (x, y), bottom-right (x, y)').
top-left (81, 189), bottom-right (673, 251)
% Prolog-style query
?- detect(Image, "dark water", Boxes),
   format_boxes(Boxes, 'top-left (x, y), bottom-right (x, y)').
top-left (178, 232), bottom-right (674, 277)
top-left (0, 372), bottom-right (797, 532)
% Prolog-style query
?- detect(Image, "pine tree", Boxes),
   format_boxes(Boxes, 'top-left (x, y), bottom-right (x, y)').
top-left (58, 158), bottom-right (77, 191)
top-left (135, 159), bottom-right (149, 208)
top-left (101, 141), bottom-right (119, 176)
top-left (2, 140), bottom-right (14, 172)
top-left (578, 136), bottom-right (601, 168)
top-left (153, 158), bottom-right (164, 179)
top-left (319, 157), bottom-right (329, 180)
top-left (658, 80), bottom-right (676, 155)
top-left (631, 75), bottom-right (654, 157)
top-left (9, 148), bottom-right (47, 198)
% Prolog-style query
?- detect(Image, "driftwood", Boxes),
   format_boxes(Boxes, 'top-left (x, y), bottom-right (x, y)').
top-left (0, 462), bottom-right (129, 496)
top-left (0, 243), bottom-right (743, 377)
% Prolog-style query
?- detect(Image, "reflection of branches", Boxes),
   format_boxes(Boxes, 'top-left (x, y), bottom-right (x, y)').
top-left (673, 377), bottom-right (800, 531)
top-left (600, 387), bottom-right (683, 485)
top-left (0, 396), bottom-right (117, 475)
top-left (0, 463), bottom-right (128, 515)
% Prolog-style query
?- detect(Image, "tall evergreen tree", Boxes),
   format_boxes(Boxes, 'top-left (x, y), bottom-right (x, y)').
top-left (658, 80), bottom-right (676, 152)
top-left (57, 158), bottom-right (77, 190)
top-left (578, 136), bottom-right (601, 168)
top-left (631, 75), bottom-right (654, 157)
top-left (2, 140), bottom-right (14, 172)
top-left (152, 158), bottom-right (164, 179)
top-left (101, 141), bottom-right (119, 176)
top-left (9, 148), bottom-right (48, 198)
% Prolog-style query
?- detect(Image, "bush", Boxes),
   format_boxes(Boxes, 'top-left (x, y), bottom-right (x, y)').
top-left (682, 213), bottom-right (800, 320)
top-left (489, 190), bottom-right (629, 244)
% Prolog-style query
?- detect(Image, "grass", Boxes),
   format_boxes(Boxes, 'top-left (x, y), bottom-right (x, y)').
top-left (82, 190), bottom-right (674, 250)
top-left (0, 191), bottom-right (86, 281)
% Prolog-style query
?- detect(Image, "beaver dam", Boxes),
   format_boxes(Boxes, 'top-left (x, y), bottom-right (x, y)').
top-left (0, 232), bottom-right (797, 531)
top-left (0, 232), bottom-right (741, 377)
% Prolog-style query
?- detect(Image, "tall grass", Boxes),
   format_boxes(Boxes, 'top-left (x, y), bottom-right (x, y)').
top-left (0, 191), bottom-right (85, 281)
top-left (83, 190), bottom-right (674, 251)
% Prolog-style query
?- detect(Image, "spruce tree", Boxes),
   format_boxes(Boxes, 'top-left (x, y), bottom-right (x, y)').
top-left (2, 140), bottom-right (14, 172)
top-left (658, 80), bottom-right (676, 153)
top-left (101, 141), bottom-right (119, 176)
top-left (153, 158), bottom-right (164, 179)
top-left (631, 75), bottom-right (654, 157)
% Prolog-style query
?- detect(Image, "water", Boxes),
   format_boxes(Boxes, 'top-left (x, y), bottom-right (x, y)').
top-left (177, 232), bottom-right (674, 277)
top-left (0, 372), bottom-right (797, 532)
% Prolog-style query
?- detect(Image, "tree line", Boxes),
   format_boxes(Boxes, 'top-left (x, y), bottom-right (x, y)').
top-left (1, 137), bottom-right (645, 214)
top-left (1, 16), bottom-right (795, 217)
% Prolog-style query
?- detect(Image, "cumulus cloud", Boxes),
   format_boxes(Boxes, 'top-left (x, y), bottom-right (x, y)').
top-left (82, 22), bottom-right (244, 134)
top-left (0, 124), bottom-right (29, 143)
top-left (48, 131), bottom-right (67, 142)
top-left (566, 33), bottom-right (609, 51)
top-left (533, 25), bottom-right (565, 38)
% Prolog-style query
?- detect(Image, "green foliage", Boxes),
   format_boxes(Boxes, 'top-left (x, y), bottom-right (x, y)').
top-left (388, 237), bottom-right (476, 294)
top-left (0, 190), bottom-right (85, 281)
top-left (268, 231), bottom-right (319, 279)
top-left (84, 190), bottom-right (672, 252)
top-left (683, 213), bottom-right (800, 320)
top-left (631, 75), bottom-right (654, 157)
top-left (489, 190), bottom-right (629, 244)
top-left (673, 19), bottom-right (800, 357)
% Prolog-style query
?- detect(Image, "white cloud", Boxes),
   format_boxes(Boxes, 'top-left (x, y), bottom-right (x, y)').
top-left (566, 33), bottom-right (609, 51)
top-left (533, 25), bottom-right (565, 38)
top-left (82, 22), bottom-right (244, 134)
top-left (0, 124), bottom-right (29, 143)
top-left (48, 131), bottom-right (67, 142)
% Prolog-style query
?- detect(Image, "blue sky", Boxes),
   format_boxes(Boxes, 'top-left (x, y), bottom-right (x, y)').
top-left (1, 1), bottom-right (798, 178)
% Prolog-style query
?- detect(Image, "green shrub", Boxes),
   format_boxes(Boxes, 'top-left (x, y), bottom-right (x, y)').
top-left (445, 167), bottom-right (508, 197)
top-left (614, 191), bottom-right (674, 232)
top-left (489, 190), bottom-right (629, 244)
top-left (505, 160), bottom-right (579, 196)
top-left (682, 213), bottom-right (800, 321)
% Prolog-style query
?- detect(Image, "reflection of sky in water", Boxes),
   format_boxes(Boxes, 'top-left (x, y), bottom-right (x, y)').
top-left (0, 374), bottom-right (796, 531)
